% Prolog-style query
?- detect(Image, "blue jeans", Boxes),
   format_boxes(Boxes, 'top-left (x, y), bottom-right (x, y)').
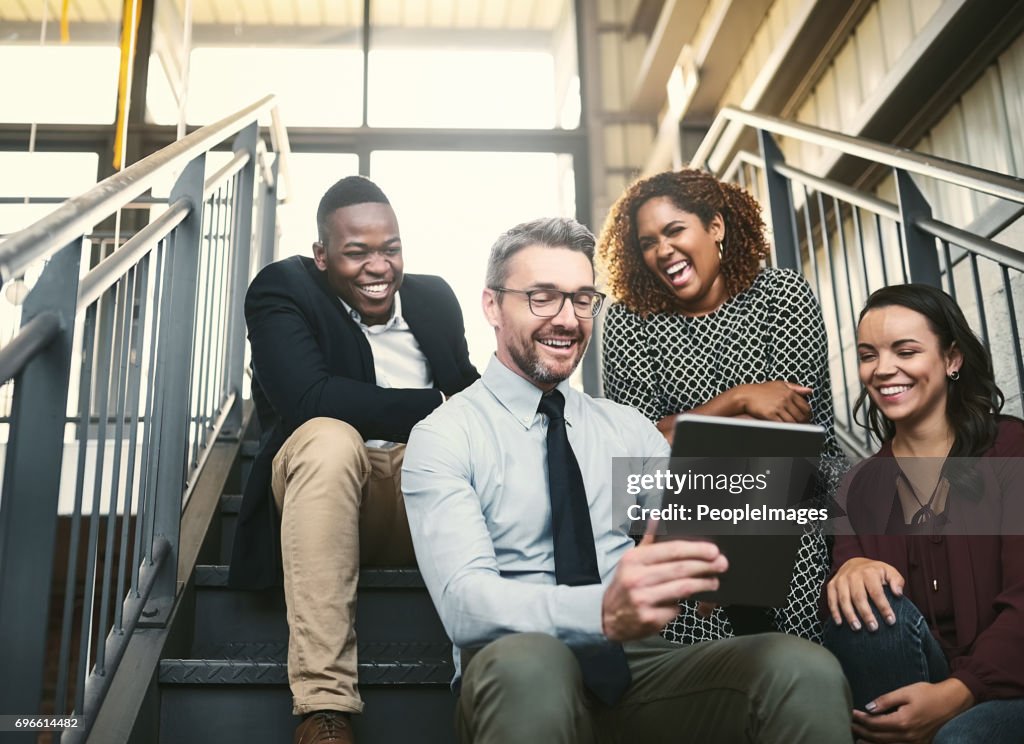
top-left (823, 588), bottom-right (1024, 743)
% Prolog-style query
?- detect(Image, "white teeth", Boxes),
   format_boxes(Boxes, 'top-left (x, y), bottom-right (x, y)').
top-left (666, 261), bottom-right (690, 275)
top-left (540, 339), bottom-right (572, 348)
top-left (361, 283), bottom-right (388, 294)
top-left (879, 385), bottom-right (911, 396)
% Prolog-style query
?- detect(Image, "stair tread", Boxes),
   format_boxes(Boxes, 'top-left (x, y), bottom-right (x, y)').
top-left (195, 564), bottom-right (426, 588)
top-left (160, 641), bottom-right (453, 685)
top-left (190, 640), bottom-right (451, 661)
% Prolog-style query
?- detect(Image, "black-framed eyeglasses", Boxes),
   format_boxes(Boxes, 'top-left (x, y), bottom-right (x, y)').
top-left (490, 287), bottom-right (607, 318)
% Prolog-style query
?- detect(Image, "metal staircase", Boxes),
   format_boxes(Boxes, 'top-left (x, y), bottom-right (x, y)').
top-left (152, 444), bottom-right (456, 744)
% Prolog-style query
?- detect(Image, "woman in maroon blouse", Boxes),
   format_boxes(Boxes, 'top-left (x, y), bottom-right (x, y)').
top-left (824, 284), bottom-right (1024, 743)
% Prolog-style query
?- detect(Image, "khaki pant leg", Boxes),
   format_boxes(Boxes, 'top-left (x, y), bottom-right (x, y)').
top-left (272, 418), bottom-right (369, 715)
top-left (360, 445), bottom-right (415, 566)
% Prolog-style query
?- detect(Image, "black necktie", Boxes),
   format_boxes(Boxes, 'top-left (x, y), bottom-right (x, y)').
top-left (538, 390), bottom-right (631, 705)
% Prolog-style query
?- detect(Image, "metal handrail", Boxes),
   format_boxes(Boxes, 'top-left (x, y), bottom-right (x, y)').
top-left (0, 312), bottom-right (62, 384)
top-left (917, 216), bottom-right (1024, 273)
top-left (692, 106), bottom-right (1024, 212)
top-left (76, 199), bottom-right (190, 311)
top-left (0, 95), bottom-right (287, 284)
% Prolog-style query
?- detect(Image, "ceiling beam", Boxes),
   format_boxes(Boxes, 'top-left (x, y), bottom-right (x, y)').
top-left (629, 0), bottom-right (709, 114)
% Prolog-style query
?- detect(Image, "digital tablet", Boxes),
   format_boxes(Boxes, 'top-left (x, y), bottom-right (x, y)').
top-left (660, 414), bottom-right (826, 607)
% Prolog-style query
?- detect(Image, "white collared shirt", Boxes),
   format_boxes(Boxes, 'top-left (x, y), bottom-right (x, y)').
top-left (340, 293), bottom-right (434, 447)
top-left (402, 355), bottom-right (669, 682)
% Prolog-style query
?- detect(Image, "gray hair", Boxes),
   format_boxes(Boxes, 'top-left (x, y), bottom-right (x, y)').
top-left (485, 217), bottom-right (596, 289)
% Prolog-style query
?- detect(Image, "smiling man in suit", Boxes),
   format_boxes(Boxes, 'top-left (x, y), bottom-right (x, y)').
top-left (229, 176), bottom-right (478, 744)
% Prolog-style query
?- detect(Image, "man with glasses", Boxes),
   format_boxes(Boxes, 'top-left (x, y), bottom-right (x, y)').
top-left (402, 217), bottom-right (851, 743)
top-left (229, 175), bottom-right (478, 744)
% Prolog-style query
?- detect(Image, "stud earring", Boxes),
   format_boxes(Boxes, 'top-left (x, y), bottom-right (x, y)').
top-left (948, 370), bottom-right (960, 381)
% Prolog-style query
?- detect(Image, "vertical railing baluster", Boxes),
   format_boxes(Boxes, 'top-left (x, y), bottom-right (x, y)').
top-left (941, 239), bottom-right (957, 299)
top-left (260, 158), bottom-right (280, 270)
top-left (1001, 267), bottom-right (1023, 404)
top-left (969, 253), bottom-right (990, 348)
top-left (758, 130), bottom-right (800, 271)
top-left (801, 185), bottom-right (824, 299)
top-left (226, 122), bottom-right (258, 435)
top-left (55, 303), bottom-right (97, 716)
top-left (0, 240), bottom-right (82, 719)
top-left (76, 281), bottom-right (119, 710)
top-left (852, 207), bottom-right (870, 299)
top-left (96, 265), bottom-right (137, 673)
top-left (894, 169), bottom-right (940, 287)
top-left (115, 256), bottom-right (149, 631)
top-left (874, 213), bottom-right (890, 287)
top-left (827, 196), bottom-right (857, 431)
top-left (134, 241), bottom-right (166, 593)
top-left (142, 153), bottom-right (206, 626)
top-left (192, 193), bottom-right (217, 471)
top-left (215, 177), bottom-right (235, 409)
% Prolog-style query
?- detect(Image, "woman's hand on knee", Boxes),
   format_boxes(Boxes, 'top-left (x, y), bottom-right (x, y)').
top-left (826, 557), bottom-right (905, 631)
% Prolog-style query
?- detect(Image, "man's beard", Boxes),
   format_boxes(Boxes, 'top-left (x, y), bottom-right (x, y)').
top-left (508, 333), bottom-right (587, 385)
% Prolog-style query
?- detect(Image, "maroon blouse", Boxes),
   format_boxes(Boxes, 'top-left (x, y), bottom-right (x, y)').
top-left (828, 417), bottom-right (1024, 702)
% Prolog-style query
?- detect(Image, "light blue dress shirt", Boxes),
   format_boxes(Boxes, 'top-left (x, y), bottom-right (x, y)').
top-left (402, 355), bottom-right (669, 679)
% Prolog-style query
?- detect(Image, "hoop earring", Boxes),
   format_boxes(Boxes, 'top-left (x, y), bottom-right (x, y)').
top-left (949, 370), bottom-right (960, 381)
top-left (716, 240), bottom-right (724, 260)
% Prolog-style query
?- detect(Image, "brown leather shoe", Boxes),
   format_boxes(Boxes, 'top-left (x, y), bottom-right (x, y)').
top-left (293, 711), bottom-right (354, 744)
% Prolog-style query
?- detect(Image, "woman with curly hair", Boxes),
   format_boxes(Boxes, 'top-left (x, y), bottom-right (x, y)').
top-left (598, 168), bottom-right (845, 644)
top-left (824, 284), bottom-right (1024, 743)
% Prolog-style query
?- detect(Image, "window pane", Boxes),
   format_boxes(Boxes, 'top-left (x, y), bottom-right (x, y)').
top-left (367, 0), bottom-right (579, 129)
top-left (148, 47), bottom-right (363, 126)
top-left (369, 49), bottom-right (556, 128)
top-left (0, 46), bottom-right (120, 124)
top-left (0, 152), bottom-right (100, 236)
top-left (370, 150), bottom-right (575, 370)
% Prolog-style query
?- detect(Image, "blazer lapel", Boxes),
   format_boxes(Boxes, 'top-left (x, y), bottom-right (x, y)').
top-left (307, 259), bottom-right (376, 381)
top-left (401, 281), bottom-right (450, 386)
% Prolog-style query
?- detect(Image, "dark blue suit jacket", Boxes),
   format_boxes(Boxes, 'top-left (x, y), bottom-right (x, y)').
top-left (229, 255), bottom-right (478, 589)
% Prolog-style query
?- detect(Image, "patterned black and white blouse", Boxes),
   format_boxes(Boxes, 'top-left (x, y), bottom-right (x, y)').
top-left (601, 267), bottom-right (846, 644)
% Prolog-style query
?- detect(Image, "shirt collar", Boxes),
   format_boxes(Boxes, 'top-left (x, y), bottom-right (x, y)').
top-left (481, 355), bottom-right (575, 430)
top-left (339, 292), bottom-right (403, 331)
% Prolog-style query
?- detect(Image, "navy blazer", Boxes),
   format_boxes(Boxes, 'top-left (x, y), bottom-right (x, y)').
top-left (229, 256), bottom-right (479, 589)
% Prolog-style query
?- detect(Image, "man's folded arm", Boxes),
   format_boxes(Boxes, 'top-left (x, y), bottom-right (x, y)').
top-left (403, 420), bottom-right (607, 649)
top-left (246, 283), bottom-right (441, 441)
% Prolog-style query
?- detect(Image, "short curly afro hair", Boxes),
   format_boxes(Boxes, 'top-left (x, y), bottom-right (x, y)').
top-left (597, 169), bottom-right (771, 316)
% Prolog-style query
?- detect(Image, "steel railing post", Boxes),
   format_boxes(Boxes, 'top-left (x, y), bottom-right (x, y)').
top-left (223, 122), bottom-right (258, 438)
top-left (758, 130), bottom-right (800, 271)
top-left (141, 154), bottom-right (206, 626)
top-left (0, 240), bottom-right (82, 719)
top-left (894, 169), bottom-right (941, 287)
top-left (260, 157), bottom-right (280, 269)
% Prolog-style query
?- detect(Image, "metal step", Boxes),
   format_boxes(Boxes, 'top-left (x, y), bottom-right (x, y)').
top-left (218, 494), bottom-right (242, 563)
top-left (161, 640), bottom-right (453, 685)
top-left (193, 565), bottom-right (449, 646)
top-left (158, 685), bottom-right (456, 744)
top-left (158, 640), bottom-right (456, 744)
top-left (161, 629), bottom-right (457, 744)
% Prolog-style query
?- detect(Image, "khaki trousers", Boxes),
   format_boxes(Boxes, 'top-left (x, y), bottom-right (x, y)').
top-left (271, 417), bottom-right (415, 715)
top-left (457, 632), bottom-right (853, 744)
